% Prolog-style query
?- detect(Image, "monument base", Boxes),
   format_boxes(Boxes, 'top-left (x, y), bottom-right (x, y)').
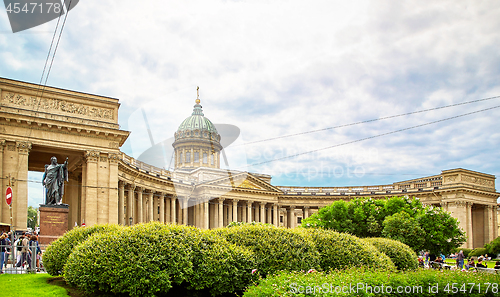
top-left (38, 204), bottom-right (69, 245)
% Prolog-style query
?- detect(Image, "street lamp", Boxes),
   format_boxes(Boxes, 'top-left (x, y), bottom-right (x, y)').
top-left (129, 217), bottom-right (133, 226)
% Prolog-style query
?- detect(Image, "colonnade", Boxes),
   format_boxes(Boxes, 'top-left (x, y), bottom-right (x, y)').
top-left (117, 181), bottom-right (312, 229)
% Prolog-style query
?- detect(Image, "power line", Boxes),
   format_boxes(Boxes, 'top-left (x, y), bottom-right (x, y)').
top-left (240, 104), bottom-right (500, 169)
top-left (236, 95), bottom-right (500, 147)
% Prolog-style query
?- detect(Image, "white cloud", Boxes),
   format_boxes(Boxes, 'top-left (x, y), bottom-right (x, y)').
top-left (0, 0), bottom-right (498, 201)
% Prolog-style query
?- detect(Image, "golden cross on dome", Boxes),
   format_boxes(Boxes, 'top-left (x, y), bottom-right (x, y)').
top-left (196, 86), bottom-right (200, 104)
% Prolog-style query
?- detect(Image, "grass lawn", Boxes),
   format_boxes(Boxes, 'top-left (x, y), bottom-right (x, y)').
top-left (0, 274), bottom-right (68, 296)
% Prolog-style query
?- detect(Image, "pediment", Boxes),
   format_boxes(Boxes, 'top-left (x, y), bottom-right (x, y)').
top-left (197, 172), bottom-right (282, 193)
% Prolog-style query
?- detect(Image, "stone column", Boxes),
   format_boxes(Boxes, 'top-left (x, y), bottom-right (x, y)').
top-left (303, 206), bottom-right (310, 219)
top-left (126, 184), bottom-right (135, 225)
top-left (267, 204), bottom-right (272, 224)
top-left (118, 181), bottom-right (125, 225)
top-left (247, 201), bottom-right (253, 222)
top-left (232, 200), bottom-right (239, 223)
top-left (289, 206), bottom-right (295, 228)
top-left (108, 153), bottom-right (120, 225)
top-left (273, 204), bottom-right (279, 227)
top-left (15, 141), bottom-right (31, 230)
top-left (283, 208), bottom-right (288, 227)
top-left (204, 200), bottom-right (209, 229)
top-left (165, 195), bottom-right (170, 223)
top-left (182, 198), bottom-right (189, 225)
top-left (84, 150), bottom-right (99, 226)
top-left (260, 203), bottom-right (265, 223)
top-left (466, 202), bottom-right (473, 249)
top-left (148, 191), bottom-right (154, 222)
top-left (170, 196), bottom-right (176, 224)
top-left (486, 205), bottom-right (494, 244)
top-left (137, 187), bottom-right (143, 223)
top-left (493, 205), bottom-right (498, 239)
top-left (0, 140), bottom-right (5, 223)
top-left (218, 199), bottom-right (224, 228)
top-left (159, 193), bottom-right (165, 223)
top-left (242, 202), bottom-right (247, 223)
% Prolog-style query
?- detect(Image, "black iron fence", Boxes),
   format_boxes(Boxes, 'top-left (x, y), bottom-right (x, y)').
top-left (1, 243), bottom-right (49, 274)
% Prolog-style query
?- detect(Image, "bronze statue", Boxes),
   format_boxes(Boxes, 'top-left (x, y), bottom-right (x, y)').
top-left (42, 156), bottom-right (68, 205)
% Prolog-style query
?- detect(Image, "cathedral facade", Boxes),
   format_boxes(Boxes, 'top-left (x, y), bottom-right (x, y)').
top-left (0, 77), bottom-right (498, 248)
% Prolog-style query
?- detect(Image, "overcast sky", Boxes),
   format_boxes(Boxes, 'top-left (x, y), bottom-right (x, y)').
top-left (1, 1), bottom-right (499, 206)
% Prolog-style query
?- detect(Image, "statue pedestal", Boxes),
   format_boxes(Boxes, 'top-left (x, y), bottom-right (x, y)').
top-left (38, 204), bottom-right (69, 245)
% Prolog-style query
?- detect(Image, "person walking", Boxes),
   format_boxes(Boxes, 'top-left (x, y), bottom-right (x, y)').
top-left (457, 250), bottom-right (465, 270)
top-left (0, 233), bottom-right (7, 274)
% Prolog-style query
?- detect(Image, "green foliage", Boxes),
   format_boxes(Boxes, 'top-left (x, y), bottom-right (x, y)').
top-left (468, 247), bottom-right (489, 258)
top-left (416, 206), bottom-right (466, 254)
top-left (188, 229), bottom-right (257, 296)
top-left (64, 222), bottom-right (198, 296)
top-left (216, 224), bottom-right (320, 276)
top-left (295, 229), bottom-right (395, 272)
top-left (27, 206), bottom-right (38, 229)
top-left (243, 269), bottom-right (500, 297)
top-left (226, 221), bottom-right (275, 228)
top-left (302, 196), bottom-right (465, 254)
top-left (484, 236), bottom-right (500, 255)
top-left (364, 237), bottom-right (418, 271)
top-left (382, 211), bottom-right (425, 251)
top-left (43, 224), bottom-right (124, 276)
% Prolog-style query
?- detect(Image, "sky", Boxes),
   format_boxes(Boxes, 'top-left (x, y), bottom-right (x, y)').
top-left (0, 1), bottom-right (499, 207)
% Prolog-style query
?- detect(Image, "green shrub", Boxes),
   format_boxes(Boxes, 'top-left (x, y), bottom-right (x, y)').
top-left (226, 221), bottom-right (274, 228)
top-left (243, 269), bottom-right (500, 297)
top-left (296, 229), bottom-right (395, 272)
top-left (43, 224), bottom-right (124, 276)
top-left (64, 222), bottom-right (198, 296)
top-left (215, 225), bottom-right (320, 276)
top-left (469, 247), bottom-right (488, 258)
top-left (187, 229), bottom-right (257, 296)
top-left (484, 236), bottom-right (500, 255)
top-left (364, 237), bottom-right (418, 270)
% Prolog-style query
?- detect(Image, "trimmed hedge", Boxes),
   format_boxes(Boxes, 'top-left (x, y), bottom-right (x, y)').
top-left (296, 229), bottom-right (395, 272)
top-left (63, 222), bottom-right (257, 296)
top-left (43, 224), bottom-right (124, 276)
top-left (187, 229), bottom-right (257, 296)
top-left (64, 223), bottom-right (199, 296)
top-left (469, 247), bottom-right (489, 258)
top-left (216, 225), bottom-right (321, 276)
top-left (243, 269), bottom-right (500, 297)
top-left (364, 237), bottom-right (418, 270)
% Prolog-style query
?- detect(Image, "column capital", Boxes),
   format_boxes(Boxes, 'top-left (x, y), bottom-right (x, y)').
top-left (126, 183), bottom-right (136, 190)
top-left (303, 206), bottom-right (310, 209)
top-left (16, 141), bottom-right (32, 155)
top-left (85, 150), bottom-right (100, 162)
top-left (0, 139), bottom-right (6, 152)
top-left (108, 152), bottom-right (121, 164)
top-left (232, 199), bottom-right (239, 204)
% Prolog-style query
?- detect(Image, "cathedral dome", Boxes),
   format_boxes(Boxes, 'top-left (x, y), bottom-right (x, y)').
top-left (174, 99), bottom-right (221, 145)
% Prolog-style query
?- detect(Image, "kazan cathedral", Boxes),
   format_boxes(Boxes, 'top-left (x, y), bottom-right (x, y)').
top-left (0, 77), bottom-right (498, 248)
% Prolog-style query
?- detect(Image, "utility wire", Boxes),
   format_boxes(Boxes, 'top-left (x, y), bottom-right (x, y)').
top-left (236, 95), bottom-right (500, 147)
top-left (240, 104), bottom-right (500, 169)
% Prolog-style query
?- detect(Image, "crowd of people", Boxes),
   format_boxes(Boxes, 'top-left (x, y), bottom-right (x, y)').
top-left (418, 250), bottom-right (500, 272)
top-left (0, 231), bottom-right (43, 274)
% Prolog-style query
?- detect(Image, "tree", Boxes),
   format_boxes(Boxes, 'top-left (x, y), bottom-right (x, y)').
top-left (27, 206), bottom-right (38, 229)
top-left (382, 211), bottom-right (425, 252)
top-left (301, 196), bottom-right (465, 254)
top-left (484, 236), bottom-right (500, 255)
